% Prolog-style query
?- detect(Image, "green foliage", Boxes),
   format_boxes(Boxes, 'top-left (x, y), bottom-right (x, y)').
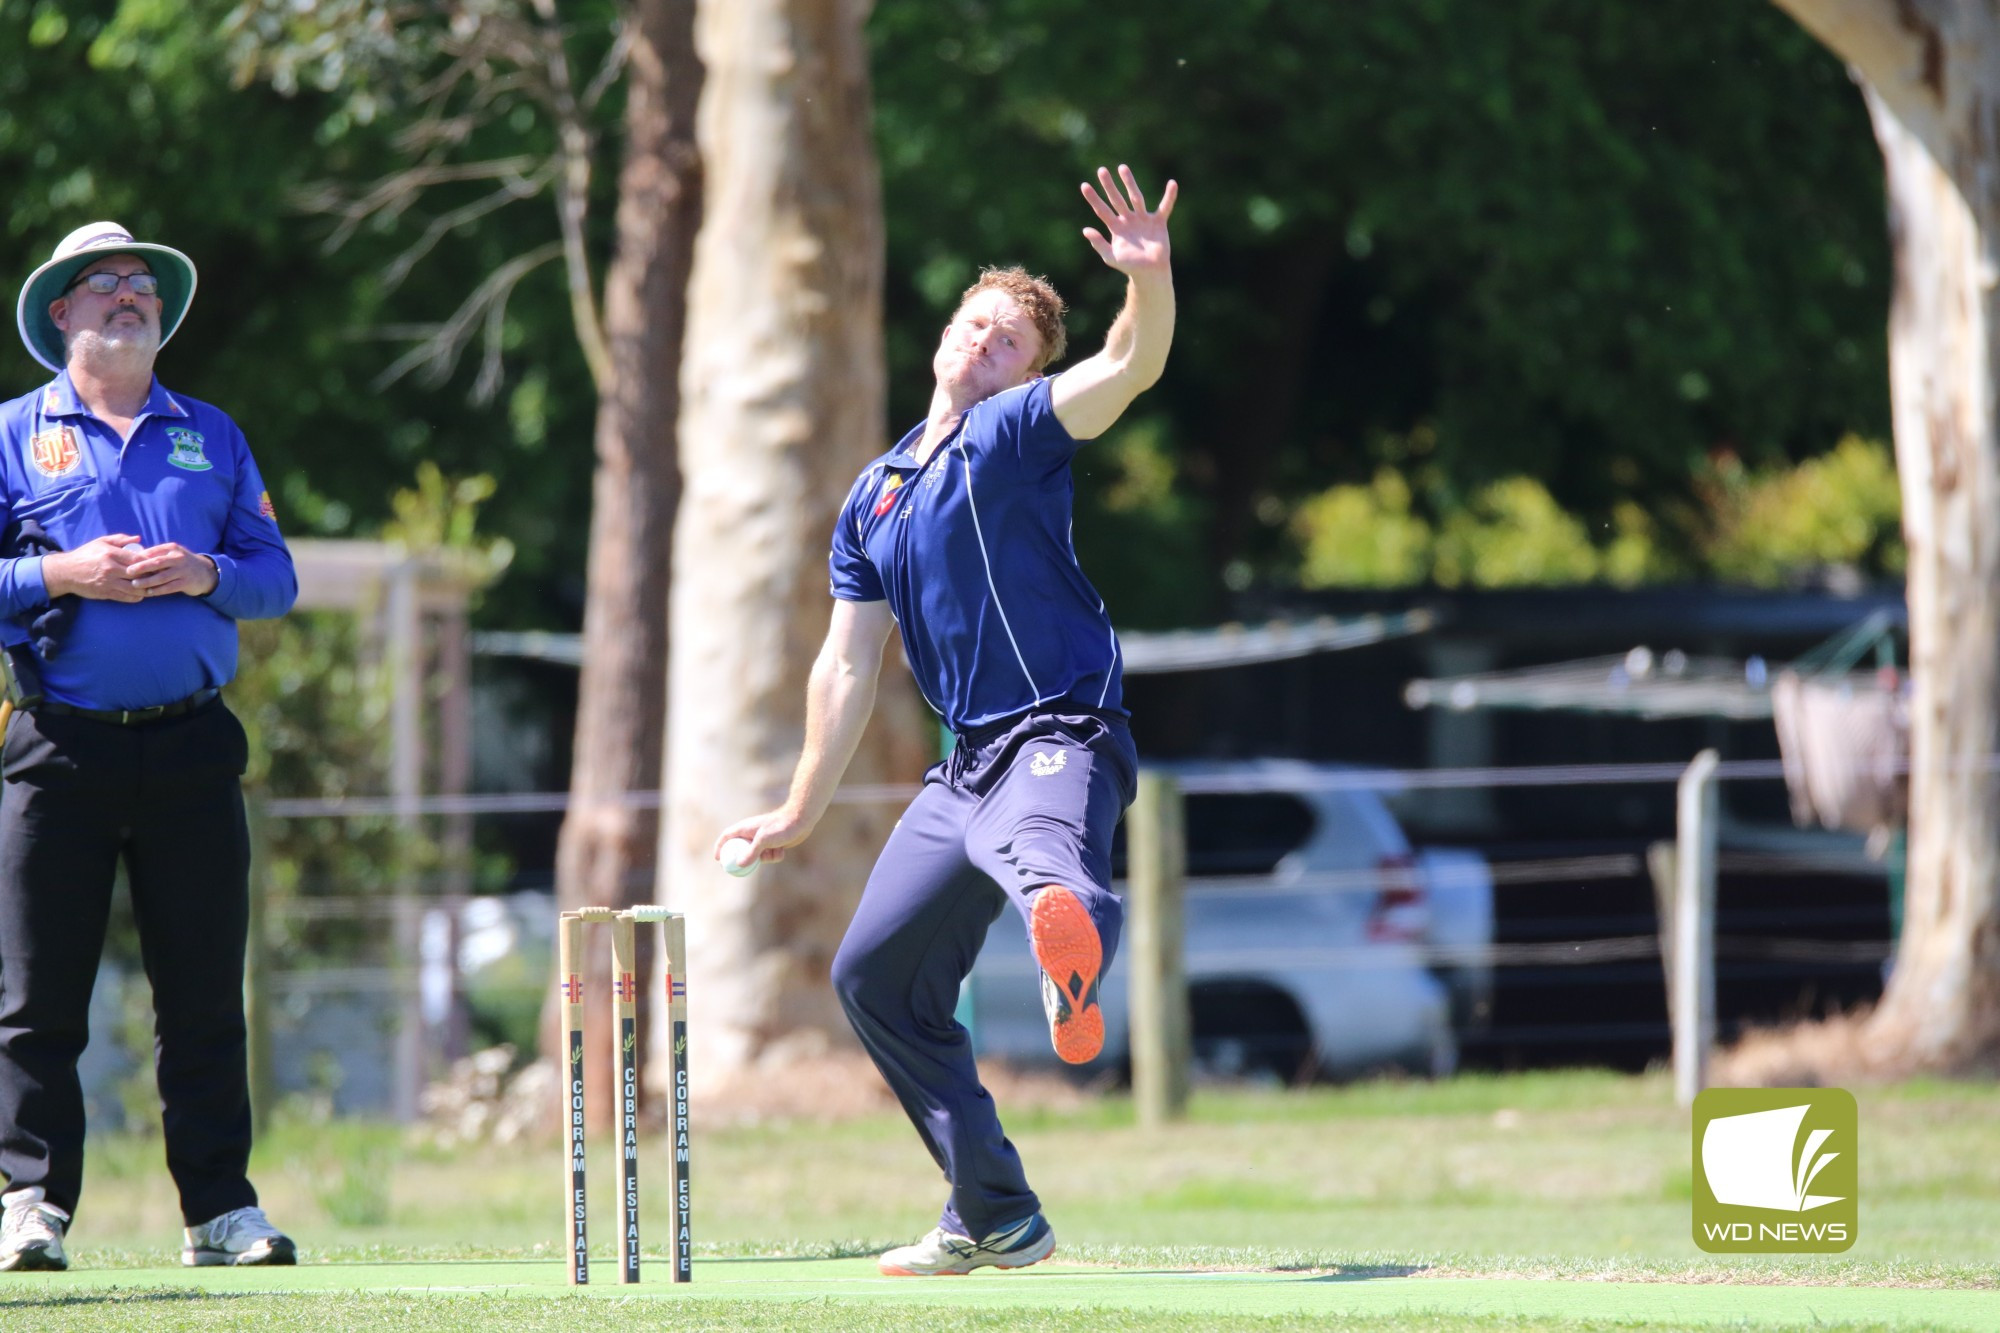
top-left (229, 611), bottom-right (413, 969)
top-left (1705, 435), bottom-right (1904, 585)
top-left (1294, 469), bottom-right (1431, 589)
top-left (874, 0), bottom-right (1891, 609)
top-left (0, 0), bottom-right (598, 632)
top-left (1433, 479), bottom-right (1599, 588)
top-left (1290, 437), bottom-right (1902, 589)
top-left (1295, 472), bottom-right (1627, 589)
top-left (0, 0), bottom-right (1900, 637)
top-left (383, 461), bottom-right (517, 580)
top-left (215, 0), bottom-right (407, 111)
top-left (1069, 415), bottom-right (1211, 628)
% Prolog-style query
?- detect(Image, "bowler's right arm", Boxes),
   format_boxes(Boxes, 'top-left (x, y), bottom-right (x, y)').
top-left (713, 597), bottom-right (897, 865)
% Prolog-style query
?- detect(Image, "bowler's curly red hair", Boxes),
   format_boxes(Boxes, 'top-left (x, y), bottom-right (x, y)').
top-left (956, 266), bottom-right (1068, 371)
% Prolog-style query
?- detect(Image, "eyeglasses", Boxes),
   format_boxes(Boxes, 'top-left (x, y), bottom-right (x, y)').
top-left (65, 271), bottom-right (159, 297)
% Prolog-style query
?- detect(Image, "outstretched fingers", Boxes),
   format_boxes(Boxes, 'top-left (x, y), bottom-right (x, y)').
top-left (1078, 164), bottom-right (1176, 274)
top-left (1116, 163), bottom-right (1148, 213)
top-left (1081, 165), bottom-right (1176, 226)
top-left (1081, 179), bottom-right (1121, 230)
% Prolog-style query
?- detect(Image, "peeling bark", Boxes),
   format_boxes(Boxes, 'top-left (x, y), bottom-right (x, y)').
top-left (544, 0), bottom-right (702, 1123)
top-left (659, 0), bottom-right (930, 1083)
top-left (1772, 0), bottom-right (2000, 1069)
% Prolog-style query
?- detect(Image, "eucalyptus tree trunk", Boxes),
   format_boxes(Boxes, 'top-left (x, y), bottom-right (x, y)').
top-left (1772, 0), bottom-right (2000, 1067)
top-left (545, 0), bottom-right (702, 1121)
top-left (659, 0), bottom-right (929, 1081)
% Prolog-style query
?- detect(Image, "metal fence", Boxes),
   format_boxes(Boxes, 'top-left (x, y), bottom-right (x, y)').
top-left (236, 753), bottom-right (1895, 1124)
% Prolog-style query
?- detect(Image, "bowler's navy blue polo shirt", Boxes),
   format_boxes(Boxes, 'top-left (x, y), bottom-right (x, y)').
top-left (830, 375), bottom-right (1124, 733)
top-left (0, 372), bottom-right (298, 710)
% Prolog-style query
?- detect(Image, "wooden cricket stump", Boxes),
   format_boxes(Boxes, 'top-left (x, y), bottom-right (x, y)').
top-left (559, 905), bottom-right (690, 1284)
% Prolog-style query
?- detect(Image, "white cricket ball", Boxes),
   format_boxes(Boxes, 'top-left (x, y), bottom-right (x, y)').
top-left (720, 837), bottom-right (758, 877)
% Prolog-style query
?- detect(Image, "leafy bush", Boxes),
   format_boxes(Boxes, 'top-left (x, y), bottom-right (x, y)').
top-left (1291, 437), bottom-right (1901, 589)
top-left (1704, 435), bottom-right (1904, 586)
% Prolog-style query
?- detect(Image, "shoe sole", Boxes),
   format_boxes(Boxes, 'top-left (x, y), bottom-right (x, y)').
top-left (1030, 885), bottom-right (1103, 1064)
top-left (0, 1247), bottom-right (66, 1272)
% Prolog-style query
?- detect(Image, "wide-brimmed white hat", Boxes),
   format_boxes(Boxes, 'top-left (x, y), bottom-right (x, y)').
top-left (16, 221), bottom-right (197, 372)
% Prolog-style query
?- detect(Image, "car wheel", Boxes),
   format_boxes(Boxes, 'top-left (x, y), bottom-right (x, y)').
top-left (1189, 982), bottom-right (1314, 1084)
top-left (1421, 1017), bottom-right (1459, 1080)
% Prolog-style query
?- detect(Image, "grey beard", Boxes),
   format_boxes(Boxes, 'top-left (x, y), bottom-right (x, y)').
top-left (68, 325), bottom-right (159, 378)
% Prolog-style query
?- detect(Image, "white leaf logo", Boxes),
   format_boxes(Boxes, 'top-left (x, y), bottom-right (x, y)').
top-left (1701, 1105), bottom-right (1843, 1212)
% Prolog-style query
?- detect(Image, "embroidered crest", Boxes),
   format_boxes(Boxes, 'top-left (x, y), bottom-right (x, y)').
top-left (1028, 750), bottom-right (1067, 778)
top-left (165, 427), bottom-right (212, 471)
top-left (258, 490), bottom-right (277, 520)
top-left (874, 473), bottom-right (904, 516)
top-left (29, 426), bottom-right (80, 478)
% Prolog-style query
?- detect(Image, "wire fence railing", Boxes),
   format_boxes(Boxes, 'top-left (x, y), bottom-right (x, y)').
top-left (236, 751), bottom-right (1897, 1121)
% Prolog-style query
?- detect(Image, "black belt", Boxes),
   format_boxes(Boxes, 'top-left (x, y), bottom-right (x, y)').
top-left (37, 687), bottom-right (222, 727)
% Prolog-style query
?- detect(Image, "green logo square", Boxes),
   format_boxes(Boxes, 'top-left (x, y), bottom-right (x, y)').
top-left (1692, 1087), bottom-right (1857, 1253)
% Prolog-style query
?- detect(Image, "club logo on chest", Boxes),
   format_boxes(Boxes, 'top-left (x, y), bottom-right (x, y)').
top-left (166, 427), bottom-right (212, 472)
top-left (874, 474), bottom-right (904, 516)
top-left (29, 426), bottom-right (79, 478)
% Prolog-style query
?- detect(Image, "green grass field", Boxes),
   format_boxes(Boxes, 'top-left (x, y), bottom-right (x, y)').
top-left (7, 1069), bottom-right (1996, 1330)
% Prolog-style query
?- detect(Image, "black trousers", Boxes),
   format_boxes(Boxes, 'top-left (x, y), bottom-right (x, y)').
top-left (0, 700), bottom-right (258, 1226)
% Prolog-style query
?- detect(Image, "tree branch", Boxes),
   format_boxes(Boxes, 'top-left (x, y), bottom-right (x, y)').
top-left (529, 0), bottom-right (612, 391)
top-left (381, 162), bottom-right (556, 290)
top-left (580, 22), bottom-right (633, 112)
top-left (296, 156), bottom-right (545, 251)
top-left (371, 240), bottom-right (564, 401)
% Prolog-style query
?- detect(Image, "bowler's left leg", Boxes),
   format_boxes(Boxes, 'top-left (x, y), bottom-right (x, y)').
top-left (963, 712), bottom-right (1137, 1063)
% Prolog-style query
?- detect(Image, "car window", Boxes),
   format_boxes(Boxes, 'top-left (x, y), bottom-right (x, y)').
top-left (1302, 789), bottom-right (1410, 862)
top-left (1112, 792), bottom-right (1316, 878)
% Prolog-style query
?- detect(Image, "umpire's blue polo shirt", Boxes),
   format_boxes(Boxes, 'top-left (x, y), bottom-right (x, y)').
top-left (0, 372), bottom-right (298, 710)
top-left (830, 375), bottom-right (1125, 734)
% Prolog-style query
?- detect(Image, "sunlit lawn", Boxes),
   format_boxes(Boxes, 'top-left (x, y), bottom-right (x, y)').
top-left (58, 1067), bottom-right (2000, 1285)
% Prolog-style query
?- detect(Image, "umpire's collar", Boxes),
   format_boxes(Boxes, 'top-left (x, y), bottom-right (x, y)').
top-left (39, 370), bottom-right (189, 422)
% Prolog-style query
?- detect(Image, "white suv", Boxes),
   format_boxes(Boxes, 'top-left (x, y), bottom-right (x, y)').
top-left (966, 760), bottom-right (1493, 1081)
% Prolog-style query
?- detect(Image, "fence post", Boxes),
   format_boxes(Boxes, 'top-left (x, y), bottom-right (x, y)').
top-left (386, 559), bottom-right (426, 1123)
top-left (1673, 749), bottom-right (1720, 1107)
top-left (1647, 840), bottom-right (1678, 1036)
top-left (244, 804), bottom-right (275, 1134)
top-left (1127, 770), bottom-right (1189, 1126)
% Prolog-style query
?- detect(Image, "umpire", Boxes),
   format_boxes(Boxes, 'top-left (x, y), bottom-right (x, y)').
top-left (0, 223), bottom-right (299, 1271)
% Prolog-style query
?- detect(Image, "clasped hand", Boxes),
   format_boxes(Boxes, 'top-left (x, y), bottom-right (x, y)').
top-left (45, 534), bottom-right (217, 603)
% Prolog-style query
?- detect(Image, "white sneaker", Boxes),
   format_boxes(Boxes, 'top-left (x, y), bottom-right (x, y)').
top-left (0, 1187), bottom-right (69, 1272)
top-left (877, 1212), bottom-right (1055, 1276)
top-left (181, 1205), bottom-right (296, 1267)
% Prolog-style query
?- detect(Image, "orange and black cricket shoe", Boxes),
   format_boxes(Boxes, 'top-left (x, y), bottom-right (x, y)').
top-left (1030, 885), bottom-right (1103, 1064)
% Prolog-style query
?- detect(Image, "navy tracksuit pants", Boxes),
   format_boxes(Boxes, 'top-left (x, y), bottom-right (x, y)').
top-left (831, 709), bottom-right (1137, 1240)
top-left (0, 701), bottom-right (260, 1226)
